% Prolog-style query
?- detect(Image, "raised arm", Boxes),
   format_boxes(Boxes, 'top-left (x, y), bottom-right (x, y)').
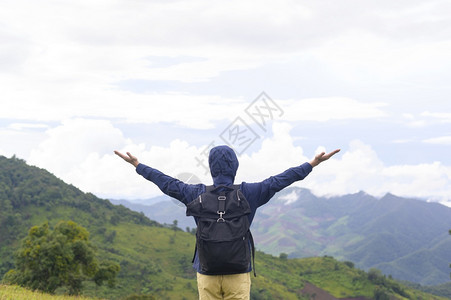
top-left (114, 150), bottom-right (204, 204)
top-left (242, 148), bottom-right (341, 214)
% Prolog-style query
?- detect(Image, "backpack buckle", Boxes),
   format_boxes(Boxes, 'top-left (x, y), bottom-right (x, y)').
top-left (216, 211), bottom-right (225, 222)
top-left (217, 195), bottom-right (226, 222)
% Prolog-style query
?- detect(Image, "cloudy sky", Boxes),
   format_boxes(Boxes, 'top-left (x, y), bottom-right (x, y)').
top-left (1, 0), bottom-right (450, 205)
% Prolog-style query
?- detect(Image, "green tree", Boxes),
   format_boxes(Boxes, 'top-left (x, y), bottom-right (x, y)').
top-left (368, 268), bottom-right (385, 285)
top-left (374, 286), bottom-right (390, 300)
top-left (3, 220), bottom-right (120, 295)
top-left (279, 253), bottom-right (288, 260)
top-left (93, 261), bottom-right (121, 287)
top-left (171, 220), bottom-right (178, 233)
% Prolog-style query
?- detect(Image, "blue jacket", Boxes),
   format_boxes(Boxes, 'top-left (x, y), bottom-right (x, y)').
top-left (135, 145), bottom-right (313, 273)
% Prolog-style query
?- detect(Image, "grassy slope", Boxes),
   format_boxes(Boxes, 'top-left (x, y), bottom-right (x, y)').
top-left (16, 205), bottom-right (199, 300)
top-left (255, 254), bottom-right (448, 300)
top-left (0, 284), bottom-right (100, 300)
top-left (9, 203), bottom-right (448, 300)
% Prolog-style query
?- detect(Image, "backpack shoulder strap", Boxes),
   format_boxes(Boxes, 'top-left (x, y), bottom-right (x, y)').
top-left (205, 185), bottom-right (216, 192)
top-left (249, 231), bottom-right (256, 277)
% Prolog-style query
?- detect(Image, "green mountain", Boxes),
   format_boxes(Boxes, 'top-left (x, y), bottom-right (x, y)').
top-left (251, 188), bottom-right (451, 286)
top-left (109, 198), bottom-right (197, 231)
top-left (0, 155), bottom-right (448, 299)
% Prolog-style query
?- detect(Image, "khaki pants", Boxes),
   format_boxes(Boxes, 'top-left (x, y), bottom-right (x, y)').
top-left (197, 272), bottom-right (251, 300)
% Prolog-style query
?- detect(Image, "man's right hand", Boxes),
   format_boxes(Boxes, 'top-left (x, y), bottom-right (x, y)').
top-left (114, 151), bottom-right (140, 168)
top-left (309, 149), bottom-right (340, 168)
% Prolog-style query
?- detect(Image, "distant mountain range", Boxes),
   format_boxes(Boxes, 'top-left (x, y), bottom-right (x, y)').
top-left (111, 187), bottom-right (451, 286)
top-left (109, 197), bottom-right (196, 230)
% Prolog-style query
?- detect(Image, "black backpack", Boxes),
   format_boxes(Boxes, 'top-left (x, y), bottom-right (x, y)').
top-left (186, 185), bottom-right (255, 276)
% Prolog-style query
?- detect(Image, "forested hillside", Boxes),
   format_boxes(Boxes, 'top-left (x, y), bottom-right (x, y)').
top-left (0, 155), bottom-right (448, 299)
top-left (253, 188), bottom-right (451, 285)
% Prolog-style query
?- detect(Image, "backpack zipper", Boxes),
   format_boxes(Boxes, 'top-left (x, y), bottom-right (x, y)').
top-left (199, 195), bottom-right (204, 208)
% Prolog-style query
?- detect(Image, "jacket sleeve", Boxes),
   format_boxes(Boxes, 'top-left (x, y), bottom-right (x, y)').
top-left (241, 162), bottom-right (313, 210)
top-left (135, 163), bottom-right (205, 205)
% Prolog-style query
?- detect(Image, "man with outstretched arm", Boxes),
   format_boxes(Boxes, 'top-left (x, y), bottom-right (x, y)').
top-left (115, 145), bottom-right (340, 300)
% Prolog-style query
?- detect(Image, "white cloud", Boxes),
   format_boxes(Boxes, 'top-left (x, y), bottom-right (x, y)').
top-left (22, 120), bottom-right (451, 203)
top-left (399, 110), bottom-right (451, 128)
top-left (3, 92), bottom-right (244, 128)
top-left (8, 123), bottom-right (49, 130)
top-left (404, 120), bottom-right (428, 128)
top-left (77, 139), bottom-right (216, 199)
top-left (305, 139), bottom-right (451, 202)
top-left (422, 111), bottom-right (451, 123)
top-left (3, 90), bottom-right (388, 129)
top-left (279, 190), bottom-right (299, 205)
top-left (28, 119), bottom-right (128, 179)
top-left (23, 121), bottom-right (309, 199)
top-left (2, 0), bottom-right (449, 92)
top-left (282, 98), bottom-right (388, 121)
top-left (423, 136), bottom-right (451, 145)
top-left (25, 119), bottom-right (210, 198)
top-left (1, 0), bottom-right (451, 204)
top-left (1, 0), bottom-right (449, 133)
top-left (236, 122), bottom-right (307, 183)
top-left (381, 162), bottom-right (451, 199)
top-left (0, 127), bottom-right (47, 159)
top-left (303, 140), bottom-right (385, 196)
